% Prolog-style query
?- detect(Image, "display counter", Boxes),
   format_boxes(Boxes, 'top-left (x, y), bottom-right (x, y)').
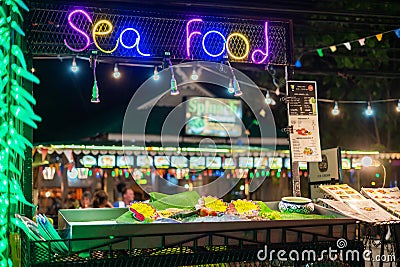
top-left (22, 202), bottom-right (364, 267)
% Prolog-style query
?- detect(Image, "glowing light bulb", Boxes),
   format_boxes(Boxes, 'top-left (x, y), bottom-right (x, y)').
top-left (71, 57), bottom-right (78, 73)
top-left (396, 99), bottom-right (400, 112)
top-left (191, 68), bottom-right (199, 80)
top-left (227, 79), bottom-right (234, 93)
top-left (113, 63), bottom-right (121, 79)
top-left (332, 101), bottom-right (340, 115)
top-left (361, 156), bottom-right (373, 167)
top-left (365, 102), bottom-right (373, 116)
top-left (275, 87), bottom-right (280, 96)
top-left (153, 66), bottom-right (159, 81)
top-left (30, 67), bottom-right (35, 73)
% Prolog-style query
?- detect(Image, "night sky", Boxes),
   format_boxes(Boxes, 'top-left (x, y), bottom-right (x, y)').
top-left (33, 59), bottom-right (153, 143)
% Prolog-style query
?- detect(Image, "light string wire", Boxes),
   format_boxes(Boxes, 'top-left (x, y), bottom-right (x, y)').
top-left (32, 56), bottom-right (400, 105)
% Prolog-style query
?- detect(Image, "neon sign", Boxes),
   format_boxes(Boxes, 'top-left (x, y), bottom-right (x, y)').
top-left (64, 9), bottom-right (270, 63)
top-left (65, 9), bottom-right (150, 56)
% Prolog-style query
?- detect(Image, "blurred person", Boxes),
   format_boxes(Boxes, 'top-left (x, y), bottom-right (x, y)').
top-left (80, 191), bottom-right (92, 209)
top-left (92, 190), bottom-right (113, 208)
top-left (113, 187), bottom-right (135, 208)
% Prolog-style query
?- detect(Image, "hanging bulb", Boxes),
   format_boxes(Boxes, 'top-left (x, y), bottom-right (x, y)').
top-left (191, 68), bottom-right (199, 80)
top-left (265, 91), bottom-right (276, 105)
top-left (233, 77), bottom-right (242, 97)
top-left (365, 102), bottom-right (373, 116)
top-left (91, 80), bottom-right (100, 103)
top-left (275, 87), bottom-right (280, 96)
top-left (227, 79), bottom-right (234, 94)
top-left (331, 101), bottom-right (340, 115)
top-left (396, 99), bottom-right (400, 112)
top-left (113, 63), bottom-right (121, 79)
top-left (71, 57), bottom-right (78, 73)
top-left (170, 75), bottom-right (179, 95)
top-left (153, 66), bottom-right (159, 81)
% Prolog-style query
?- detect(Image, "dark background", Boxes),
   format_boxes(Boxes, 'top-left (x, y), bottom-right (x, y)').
top-left (31, 0), bottom-right (400, 151)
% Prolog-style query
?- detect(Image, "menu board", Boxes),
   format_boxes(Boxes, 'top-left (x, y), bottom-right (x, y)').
top-left (361, 187), bottom-right (400, 217)
top-left (287, 81), bottom-right (322, 162)
top-left (222, 157), bottom-right (236, 169)
top-left (117, 156), bottom-right (134, 168)
top-left (98, 155), bottom-right (116, 168)
top-left (206, 157), bottom-right (222, 169)
top-left (77, 168), bottom-right (89, 179)
top-left (67, 167), bottom-right (78, 179)
top-left (238, 157), bottom-right (253, 168)
top-left (351, 158), bottom-right (362, 169)
top-left (79, 155), bottom-right (97, 168)
top-left (154, 156), bottom-right (170, 168)
top-left (254, 157), bottom-right (268, 168)
top-left (42, 166), bottom-right (56, 180)
top-left (318, 198), bottom-right (374, 223)
top-left (298, 161), bottom-right (308, 170)
top-left (344, 199), bottom-right (399, 223)
top-left (185, 97), bottom-right (242, 137)
top-left (268, 157), bottom-right (282, 169)
top-left (341, 158), bottom-right (351, 170)
top-left (319, 184), bottom-right (365, 201)
top-left (170, 156), bottom-right (188, 168)
top-left (190, 156), bottom-right (206, 169)
top-left (136, 155), bottom-right (153, 168)
top-left (284, 158), bottom-right (291, 169)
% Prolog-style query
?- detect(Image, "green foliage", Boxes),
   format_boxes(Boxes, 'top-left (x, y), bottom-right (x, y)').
top-left (0, 0), bottom-right (40, 265)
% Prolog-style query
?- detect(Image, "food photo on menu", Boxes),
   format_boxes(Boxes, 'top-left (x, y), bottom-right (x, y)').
top-left (318, 198), bottom-right (374, 223)
top-left (319, 184), bottom-right (366, 201)
top-left (344, 199), bottom-right (400, 223)
top-left (361, 187), bottom-right (400, 216)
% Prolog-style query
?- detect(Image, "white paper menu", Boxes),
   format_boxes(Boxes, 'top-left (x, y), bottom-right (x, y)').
top-left (361, 187), bottom-right (400, 217)
top-left (319, 184), bottom-right (366, 201)
top-left (344, 199), bottom-right (400, 223)
top-left (318, 198), bottom-right (374, 223)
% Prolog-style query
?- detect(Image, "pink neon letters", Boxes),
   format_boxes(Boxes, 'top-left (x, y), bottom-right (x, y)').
top-left (64, 10), bottom-right (92, 52)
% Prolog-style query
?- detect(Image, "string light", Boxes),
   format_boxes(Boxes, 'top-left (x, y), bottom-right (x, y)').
top-left (365, 102), bottom-right (373, 116)
top-left (233, 77), bottom-right (242, 96)
top-left (275, 87), bottom-right (280, 96)
top-left (227, 61), bottom-right (242, 97)
top-left (113, 63), bottom-right (121, 79)
top-left (331, 101), bottom-right (339, 115)
top-left (227, 79), bottom-right (234, 93)
top-left (396, 99), bottom-right (400, 112)
top-left (265, 91), bottom-right (276, 105)
top-left (191, 67), bottom-right (199, 80)
top-left (153, 66), bottom-right (159, 81)
top-left (71, 57), bottom-right (78, 73)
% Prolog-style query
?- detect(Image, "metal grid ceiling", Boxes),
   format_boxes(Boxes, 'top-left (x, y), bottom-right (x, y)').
top-left (27, 3), bottom-right (293, 65)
